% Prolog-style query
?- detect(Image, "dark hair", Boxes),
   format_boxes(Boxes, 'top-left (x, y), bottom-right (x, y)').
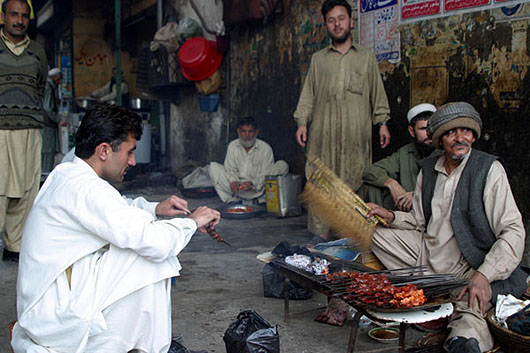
top-left (236, 116), bottom-right (258, 130)
top-left (2, 0), bottom-right (30, 13)
top-left (321, 0), bottom-right (351, 19)
top-left (75, 104), bottom-right (142, 159)
top-left (410, 111), bottom-right (434, 127)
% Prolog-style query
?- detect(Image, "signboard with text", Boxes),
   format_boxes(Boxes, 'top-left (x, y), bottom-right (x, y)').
top-left (360, 0), bottom-right (400, 62)
top-left (400, 0), bottom-right (530, 23)
top-left (401, 0), bottom-right (441, 19)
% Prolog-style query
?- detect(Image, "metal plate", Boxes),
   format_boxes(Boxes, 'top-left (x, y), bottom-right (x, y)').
top-left (221, 204), bottom-right (266, 220)
top-left (367, 302), bottom-right (454, 324)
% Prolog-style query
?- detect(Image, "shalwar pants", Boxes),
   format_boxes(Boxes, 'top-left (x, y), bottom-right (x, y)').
top-left (371, 227), bottom-right (494, 352)
top-left (12, 245), bottom-right (176, 353)
top-left (209, 160), bottom-right (288, 203)
top-left (0, 129), bottom-right (41, 252)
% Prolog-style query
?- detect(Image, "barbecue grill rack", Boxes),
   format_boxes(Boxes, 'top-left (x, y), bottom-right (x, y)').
top-left (271, 258), bottom-right (468, 312)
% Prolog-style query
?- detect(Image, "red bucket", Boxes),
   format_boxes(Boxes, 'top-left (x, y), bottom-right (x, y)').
top-left (178, 37), bottom-right (222, 81)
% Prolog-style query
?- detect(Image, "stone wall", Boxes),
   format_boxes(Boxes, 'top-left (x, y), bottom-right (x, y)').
top-left (169, 1), bottom-right (530, 237)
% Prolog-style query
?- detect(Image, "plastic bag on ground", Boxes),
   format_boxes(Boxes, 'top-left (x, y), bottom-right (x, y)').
top-left (223, 310), bottom-right (280, 353)
top-left (247, 327), bottom-right (280, 353)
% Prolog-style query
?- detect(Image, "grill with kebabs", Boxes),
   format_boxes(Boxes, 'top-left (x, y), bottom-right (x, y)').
top-left (319, 267), bottom-right (469, 311)
top-left (271, 257), bottom-right (468, 312)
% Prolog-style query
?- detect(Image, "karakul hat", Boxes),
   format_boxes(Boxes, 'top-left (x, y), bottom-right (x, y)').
top-left (407, 103), bottom-right (436, 123)
top-left (428, 102), bottom-right (482, 149)
top-left (48, 68), bottom-right (61, 77)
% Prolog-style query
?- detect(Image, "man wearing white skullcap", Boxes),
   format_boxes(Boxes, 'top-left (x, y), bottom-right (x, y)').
top-left (41, 68), bottom-right (68, 173)
top-left (361, 103), bottom-right (438, 211)
top-left (367, 102), bottom-right (526, 353)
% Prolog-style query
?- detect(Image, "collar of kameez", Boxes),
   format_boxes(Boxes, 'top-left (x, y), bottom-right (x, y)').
top-left (0, 28), bottom-right (30, 50)
top-left (73, 156), bottom-right (101, 177)
top-left (328, 39), bottom-right (358, 53)
top-left (237, 139), bottom-right (259, 151)
top-left (434, 149), bottom-right (472, 175)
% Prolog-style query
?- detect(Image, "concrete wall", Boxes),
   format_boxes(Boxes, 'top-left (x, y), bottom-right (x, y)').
top-left (72, 1), bottom-right (135, 97)
top-left (169, 1), bottom-right (530, 230)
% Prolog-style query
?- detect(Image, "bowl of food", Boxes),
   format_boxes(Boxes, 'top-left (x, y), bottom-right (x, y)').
top-left (221, 204), bottom-right (266, 220)
top-left (368, 327), bottom-right (399, 343)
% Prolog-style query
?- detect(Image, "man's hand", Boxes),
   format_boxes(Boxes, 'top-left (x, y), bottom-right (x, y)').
top-left (155, 195), bottom-right (190, 217)
top-left (379, 124), bottom-right (391, 148)
top-left (58, 120), bottom-right (69, 127)
top-left (456, 271), bottom-right (491, 315)
top-left (296, 126), bottom-right (307, 147)
top-left (230, 181), bottom-right (240, 194)
top-left (240, 181), bottom-right (253, 191)
top-left (396, 192), bottom-right (413, 212)
top-left (188, 206), bottom-right (221, 232)
top-left (384, 179), bottom-right (412, 211)
top-left (366, 202), bottom-right (395, 225)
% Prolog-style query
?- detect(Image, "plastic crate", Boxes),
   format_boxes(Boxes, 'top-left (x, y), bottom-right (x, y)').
top-left (198, 93), bottom-right (220, 112)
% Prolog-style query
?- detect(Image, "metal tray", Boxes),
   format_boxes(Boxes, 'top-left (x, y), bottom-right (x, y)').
top-left (220, 204), bottom-right (266, 220)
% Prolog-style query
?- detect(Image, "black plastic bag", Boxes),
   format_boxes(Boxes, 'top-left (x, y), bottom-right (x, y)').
top-left (223, 310), bottom-right (280, 353)
top-left (262, 263), bottom-right (313, 300)
top-left (247, 327), bottom-right (280, 353)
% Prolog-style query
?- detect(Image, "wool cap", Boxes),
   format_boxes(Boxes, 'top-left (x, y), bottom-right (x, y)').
top-left (48, 68), bottom-right (61, 77)
top-left (428, 102), bottom-right (482, 149)
top-left (407, 103), bottom-right (436, 123)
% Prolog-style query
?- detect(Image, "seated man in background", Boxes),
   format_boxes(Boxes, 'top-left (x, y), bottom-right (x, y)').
top-left (91, 67), bottom-right (130, 105)
top-left (361, 103), bottom-right (438, 211)
top-left (367, 102), bottom-right (527, 353)
top-left (210, 116), bottom-right (288, 204)
top-left (13, 104), bottom-right (220, 352)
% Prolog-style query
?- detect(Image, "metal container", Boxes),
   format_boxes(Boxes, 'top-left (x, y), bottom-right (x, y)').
top-left (130, 98), bottom-right (151, 111)
top-left (265, 174), bottom-right (302, 218)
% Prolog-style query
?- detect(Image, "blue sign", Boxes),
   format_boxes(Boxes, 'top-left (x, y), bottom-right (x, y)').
top-left (361, 0), bottom-right (397, 13)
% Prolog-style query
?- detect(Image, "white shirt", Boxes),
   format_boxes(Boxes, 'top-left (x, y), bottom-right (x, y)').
top-left (224, 138), bottom-right (275, 191)
top-left (15, 157), bottom-right (197, 351)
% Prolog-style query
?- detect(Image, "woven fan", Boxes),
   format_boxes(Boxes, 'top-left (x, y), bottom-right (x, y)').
top-left (299, 154), bottom-right (387, 255)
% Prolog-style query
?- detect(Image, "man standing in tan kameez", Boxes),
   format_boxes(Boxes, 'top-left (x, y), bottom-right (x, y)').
top-left (0, 0), bottom-right (47, 262)
top-left (294, 0), bottom-right (391, 239)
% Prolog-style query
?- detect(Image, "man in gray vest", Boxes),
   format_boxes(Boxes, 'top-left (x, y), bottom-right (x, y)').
top-left (367, 102), bottom-right (527, 353)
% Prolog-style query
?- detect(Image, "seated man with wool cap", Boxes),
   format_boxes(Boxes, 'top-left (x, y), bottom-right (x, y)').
top-left (361, 103), bottom-right (439, 211)
top-left (209, 116), bottom-right (289, 204)
top-left (367, 102), bottom-right (527, 353)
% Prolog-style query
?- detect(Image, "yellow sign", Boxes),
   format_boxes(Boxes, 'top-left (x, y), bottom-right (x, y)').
top-left (0, 0), bottom-right (35, 24)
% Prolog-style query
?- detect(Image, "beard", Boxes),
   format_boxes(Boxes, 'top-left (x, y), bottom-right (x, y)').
top-left (416, 142), bottom-right (435, 157)
top-left (239, 137), bottom-right (256, 149)
top-left (331, 27), bottom-right (351, 44)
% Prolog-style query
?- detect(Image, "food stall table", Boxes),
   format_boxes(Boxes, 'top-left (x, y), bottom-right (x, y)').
top-left (270, 258), bottom-right (453, 353)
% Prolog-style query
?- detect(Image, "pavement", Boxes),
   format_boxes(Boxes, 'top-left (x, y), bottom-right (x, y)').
top-left (0, 181), bottom-right (447, 353)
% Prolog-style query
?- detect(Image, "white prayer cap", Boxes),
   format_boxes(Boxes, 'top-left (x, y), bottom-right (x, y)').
top-left (407, 103), bottom-right (436, 123)
top-left (48, 68), bottom-right (61, 77)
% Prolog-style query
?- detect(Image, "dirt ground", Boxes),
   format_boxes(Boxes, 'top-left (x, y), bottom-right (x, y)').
top-left (0, 184), bottom-right (446, 353)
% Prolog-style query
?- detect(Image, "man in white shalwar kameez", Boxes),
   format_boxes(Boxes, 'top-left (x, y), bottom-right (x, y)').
top-left (209, 116), bottom-right (288, 204)
top-left (12, 104), bottom-right (220, 353)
